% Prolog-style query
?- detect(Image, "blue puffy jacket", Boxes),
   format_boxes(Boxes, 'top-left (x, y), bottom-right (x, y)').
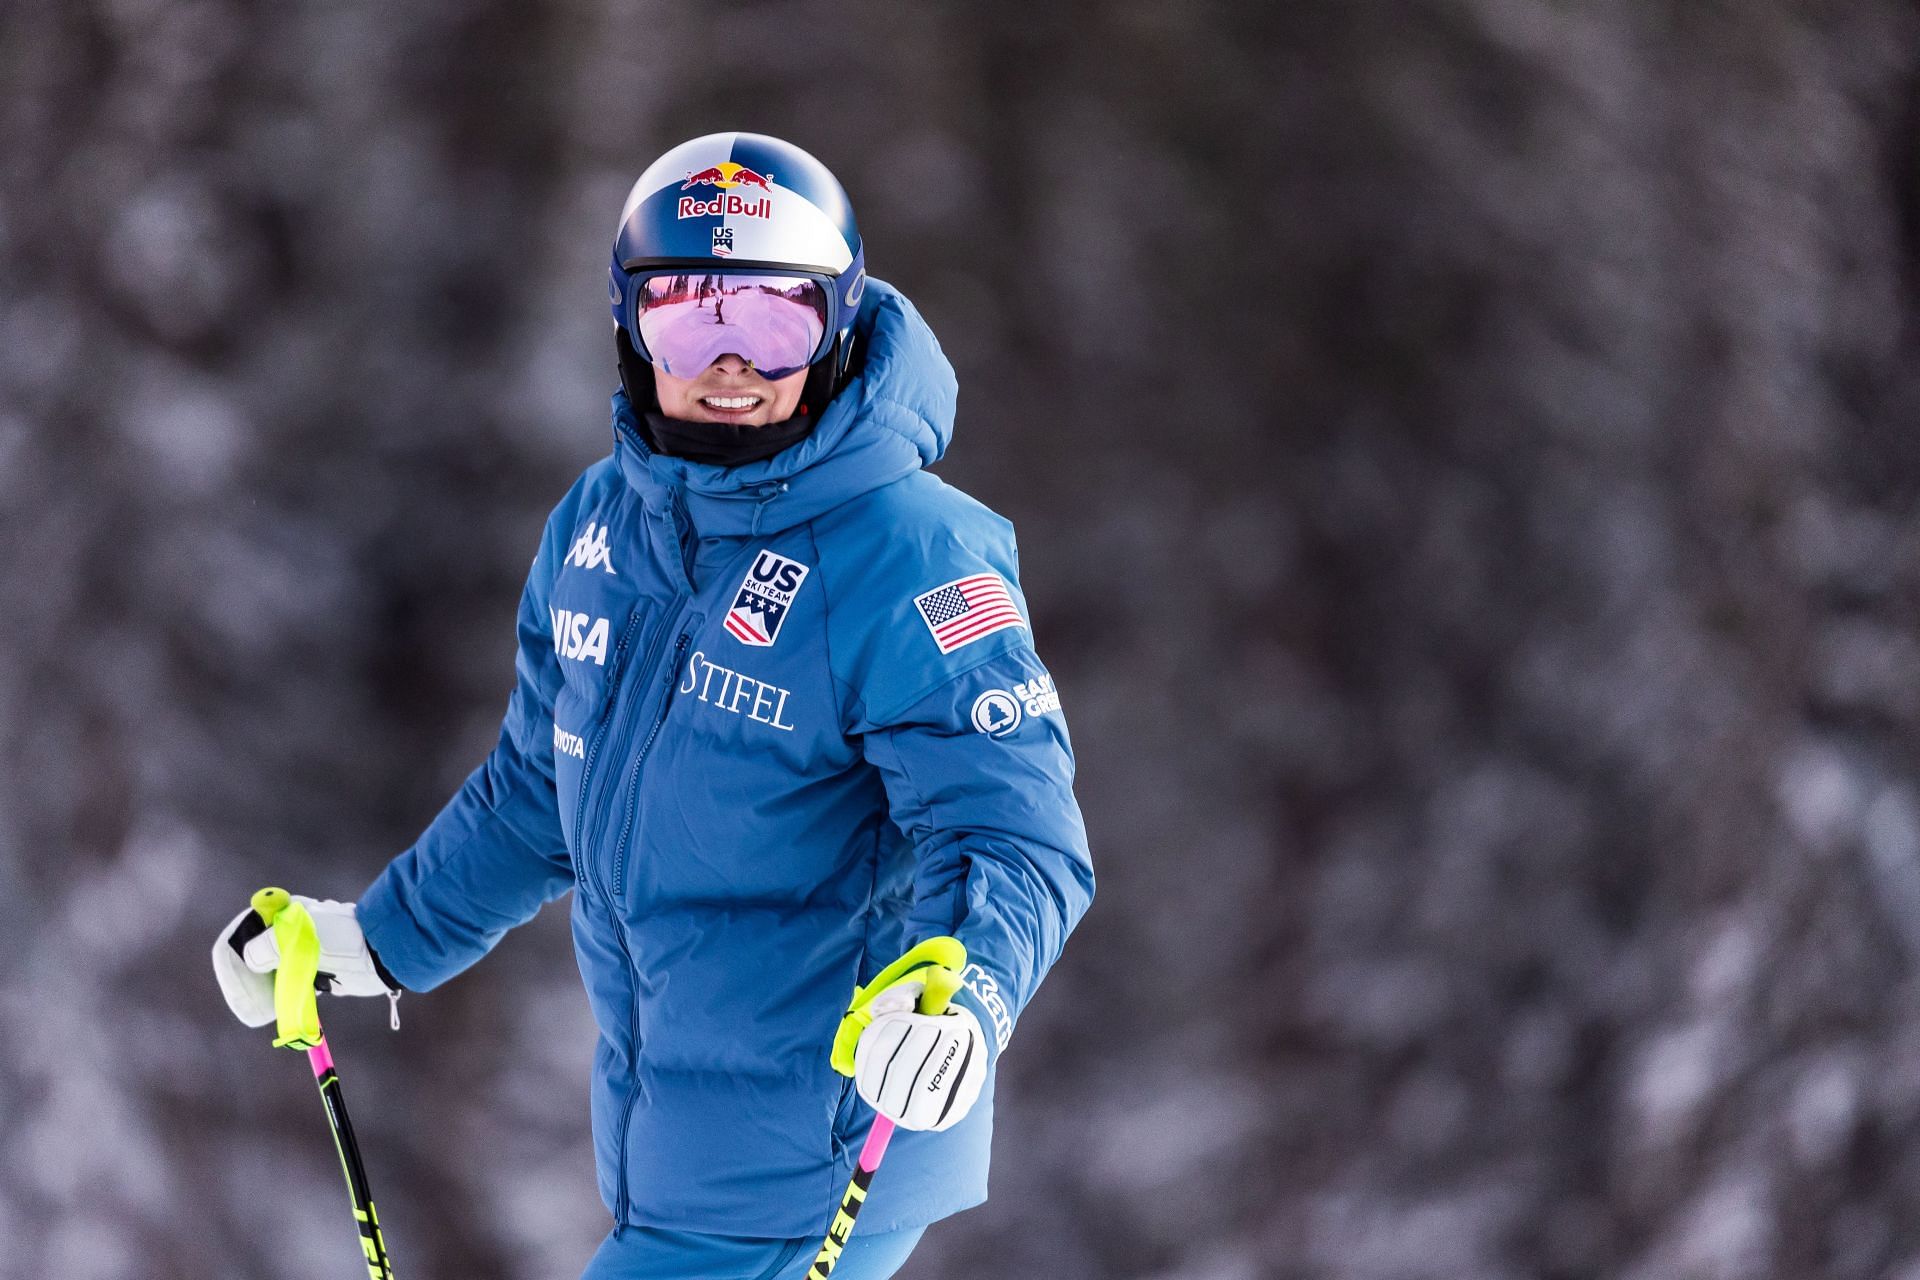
top-left (356, 279), bottom-right (1094, 1237)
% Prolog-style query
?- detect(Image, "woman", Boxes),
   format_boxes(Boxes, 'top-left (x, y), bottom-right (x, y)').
top-left (214, 131), bottom-right (1093, 1280)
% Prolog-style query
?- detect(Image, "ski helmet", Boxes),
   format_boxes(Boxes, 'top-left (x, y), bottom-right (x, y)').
top-left (609, 132), bottom-right (867, 415)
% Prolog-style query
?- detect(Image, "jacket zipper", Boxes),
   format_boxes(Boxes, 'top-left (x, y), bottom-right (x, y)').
top-left (609, 904), bottom-right (641, 1235)
top-left (603, 489), bottom-right (695, 899)
top-left (612, 493), bottom-right (697, 1235)
top-left (569, 610), bottom-right (647, 902)
top-left (611, 630), bottom-right (692, 901)
top-left (608, 626), bottom-right (690, 1234)
top-left (594, 606), bottom-right (680, 860)
top-left (585, 609), bottom-right (675, 1233)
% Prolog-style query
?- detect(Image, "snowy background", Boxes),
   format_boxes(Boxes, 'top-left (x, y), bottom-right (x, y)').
top-left (6, 1), bottom-right (1920, 1277)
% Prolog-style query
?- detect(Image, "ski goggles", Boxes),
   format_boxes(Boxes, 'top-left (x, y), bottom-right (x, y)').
top-left (630, 272), bottom-right (832, 380)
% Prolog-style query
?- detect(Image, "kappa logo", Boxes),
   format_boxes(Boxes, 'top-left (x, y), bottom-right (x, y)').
top-left (962, 963), bottom-right (1012, 1051)
top-left (550, 608), bottom-right (610, 665)
top-left (564, 522), bottom-right (616, 575)
top-left (725, 550), bottom-right (810, 648)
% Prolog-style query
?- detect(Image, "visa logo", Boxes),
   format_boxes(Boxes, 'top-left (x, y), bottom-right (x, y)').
top-left (550, 608), bottom-right (609, 665)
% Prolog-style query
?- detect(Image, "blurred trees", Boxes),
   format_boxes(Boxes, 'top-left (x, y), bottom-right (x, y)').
top-left (5, 1), bottom-right (1920, 1277)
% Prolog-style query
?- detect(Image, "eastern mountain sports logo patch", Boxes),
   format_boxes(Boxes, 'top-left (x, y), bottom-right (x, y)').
top-left (914, 573), bottom-right (1024, 654)
top-left (725, 550), bottom-right (810, 647)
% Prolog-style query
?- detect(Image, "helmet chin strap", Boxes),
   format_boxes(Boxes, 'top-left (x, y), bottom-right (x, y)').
top-left (797, 333), bottom-right (852, 418)
top-left (616, 327), bottom-right (664, 414)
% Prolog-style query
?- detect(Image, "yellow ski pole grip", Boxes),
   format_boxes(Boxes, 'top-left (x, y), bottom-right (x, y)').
top-left (917, 963), bottom-right (963, 1016)
top-left (252, 886), bottom-right (323, 1050)
top-left (830, 937), bottom-right (968, 1075)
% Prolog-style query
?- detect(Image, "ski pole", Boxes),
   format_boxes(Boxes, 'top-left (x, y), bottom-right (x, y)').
top-left (810, 937), bottom-right (968, 1278)
top-left (248, 887), bottom-right (398, 1280)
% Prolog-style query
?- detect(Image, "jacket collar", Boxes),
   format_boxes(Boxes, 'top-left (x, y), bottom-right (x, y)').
top-left (612, 277), bottom-right (957, 540)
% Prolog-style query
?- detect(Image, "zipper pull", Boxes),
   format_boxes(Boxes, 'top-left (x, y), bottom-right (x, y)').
top-left (388, 988), bottom-right (402, 1031)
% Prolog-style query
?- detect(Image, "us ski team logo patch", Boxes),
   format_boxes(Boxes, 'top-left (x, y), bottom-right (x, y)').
top-left (725, 550), bottom-right (810, 647)
top-left (914, 573), bottom-right (1024, 654)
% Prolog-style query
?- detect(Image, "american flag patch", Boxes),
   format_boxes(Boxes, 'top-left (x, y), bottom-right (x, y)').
top-left (913, 573), bottom-right (1025, 655)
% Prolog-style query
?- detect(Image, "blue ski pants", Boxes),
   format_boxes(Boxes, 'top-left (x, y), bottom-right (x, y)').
top-left (580, 1222), bottom-right (926, 1279)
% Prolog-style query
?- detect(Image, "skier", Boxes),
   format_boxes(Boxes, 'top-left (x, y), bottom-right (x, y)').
top-left (212, 131), bottom-right (1093, 1280)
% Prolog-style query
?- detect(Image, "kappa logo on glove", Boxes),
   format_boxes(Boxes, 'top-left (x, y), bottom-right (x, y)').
top-left (962, 963), bottom-right (1012, 1050)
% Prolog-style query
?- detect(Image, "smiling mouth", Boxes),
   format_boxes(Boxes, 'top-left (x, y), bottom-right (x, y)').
top-left (700, 394), bottom-right (763, 414)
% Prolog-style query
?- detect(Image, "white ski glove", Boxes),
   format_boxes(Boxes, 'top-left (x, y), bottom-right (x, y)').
top-left (211, 895), bottom-right (401, 1029)
top-left (853, 980), bottom-right (988, 1133)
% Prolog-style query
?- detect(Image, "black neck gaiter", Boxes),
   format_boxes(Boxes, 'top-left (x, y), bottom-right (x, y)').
top-left (641, 410), bottom-right (816, 467)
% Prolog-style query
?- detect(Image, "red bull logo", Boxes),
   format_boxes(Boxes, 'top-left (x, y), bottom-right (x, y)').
top-left (680, 162), bottom-right (775, 192)
top-left (677, 162), bottom-right (776, 220)
top-left (679, 192), bottom-right (772, 220)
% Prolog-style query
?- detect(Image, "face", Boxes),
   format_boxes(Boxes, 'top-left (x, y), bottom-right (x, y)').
top-left (653, 354), bottom-right (807, 426)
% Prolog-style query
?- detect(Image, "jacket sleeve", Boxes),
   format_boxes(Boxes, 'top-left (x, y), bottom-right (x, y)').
top-left (830, 508), bottom-right (1094, 1059)
top-left (355, 509), bottom-right (574, 994)
top-left (859, 643), bottom-right (1093, 1057)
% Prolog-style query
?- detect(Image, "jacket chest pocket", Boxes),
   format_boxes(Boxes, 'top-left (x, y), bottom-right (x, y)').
top-left (550, 602), bottom-right (652, 853)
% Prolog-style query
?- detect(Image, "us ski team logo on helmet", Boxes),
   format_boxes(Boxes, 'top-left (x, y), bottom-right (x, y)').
top-left (726, 550), bottom-right (810, 647)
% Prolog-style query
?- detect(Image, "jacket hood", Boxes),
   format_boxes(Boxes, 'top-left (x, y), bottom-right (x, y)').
top-left (611, 277), bottom-right (957, 539)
